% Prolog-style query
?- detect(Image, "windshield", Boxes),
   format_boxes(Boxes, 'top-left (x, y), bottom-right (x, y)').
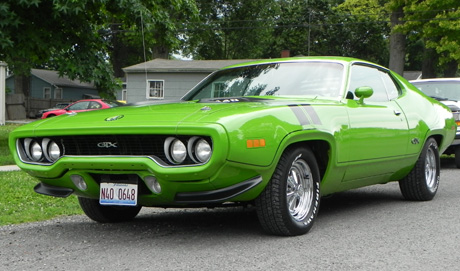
top-left (412, 81), bottom-right (460, 101)
top-left (184, 62), bottom-right (345, 101)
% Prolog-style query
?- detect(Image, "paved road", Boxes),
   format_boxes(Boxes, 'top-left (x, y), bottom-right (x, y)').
top-left (1, 159), bottom-right (459, 271)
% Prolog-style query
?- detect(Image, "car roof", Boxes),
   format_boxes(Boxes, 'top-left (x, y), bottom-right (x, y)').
top-left (410, 78), bottom-right (460, 83)
top-left (221, 56), bottom-right (379, 70)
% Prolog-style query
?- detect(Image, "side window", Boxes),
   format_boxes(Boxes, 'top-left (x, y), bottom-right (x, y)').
top-left (68, 101), bottom-right (89, 110)
top-left (89, 101), bottom-right (102, 109)
top-left (348, 65), bottom-right (390, 102)
top-left (380, 72), bottom-right (400, 100)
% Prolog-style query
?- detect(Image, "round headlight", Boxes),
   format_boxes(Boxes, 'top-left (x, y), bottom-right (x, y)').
top-left (30, 141), bottom-right (43, 161)
top-left (194, 139), bottom-right (212, 163)
top-left (171, 139), bottom-right (187, 164)
top-left (48, 141), bottom-right (61, 161)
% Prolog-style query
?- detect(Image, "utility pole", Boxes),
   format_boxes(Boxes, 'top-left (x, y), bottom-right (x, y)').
top-left (0, 61), bottom-right (6, 125)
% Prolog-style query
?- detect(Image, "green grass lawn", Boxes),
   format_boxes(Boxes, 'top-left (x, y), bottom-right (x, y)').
top-left (0, 170), bottom-right (83, 226)
top-left (0, 124), bottom-right (21, 166)
top-left (0, 123), bottom-right (83, 226)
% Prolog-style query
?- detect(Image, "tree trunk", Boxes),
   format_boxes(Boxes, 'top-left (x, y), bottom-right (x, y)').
top-left (422, 47), bottom-right (437, 79)
top-left (389, 7), bottom-right (406, 75)
top-left (14, 74), bottom-right (30, 96)
top-left (443, 60), bottom-right (458, 77)
top-left (152, 45), bottom-right (170, 59)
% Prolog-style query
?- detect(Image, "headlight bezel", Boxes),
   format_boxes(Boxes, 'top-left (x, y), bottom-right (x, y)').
top-left (17, 137), bottom-right (63, 165)
top-left (164, 136), bottom-right (213, 166)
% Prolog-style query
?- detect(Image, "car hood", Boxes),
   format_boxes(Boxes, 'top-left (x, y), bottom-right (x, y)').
top-left (440, 100), bottom-right (460, 112)
top-left (19, 97), bottom-right (337, 135)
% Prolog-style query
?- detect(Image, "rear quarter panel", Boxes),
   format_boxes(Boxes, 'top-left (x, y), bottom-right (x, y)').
top-left (392, 72), bottom-right (455, 154)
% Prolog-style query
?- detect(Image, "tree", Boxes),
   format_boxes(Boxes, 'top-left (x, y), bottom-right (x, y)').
top-left (104, 0), bottom-right (199, 77)
top-left (333, 0), bottom-right (390, 65)
top-left (269, 0), bottom-right (389, 65)
top-left (400, 0), bottom-right (460, 78)
top-left (180, 0), bottom-right (279, 59)
top-left (0, 0), bottom-right (198, 96)
top-left (387, 1), bottom-right (406, 75)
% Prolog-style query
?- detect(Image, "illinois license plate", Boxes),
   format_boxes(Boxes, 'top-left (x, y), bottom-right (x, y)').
top-left (100, 183), bottom-right (138, 206)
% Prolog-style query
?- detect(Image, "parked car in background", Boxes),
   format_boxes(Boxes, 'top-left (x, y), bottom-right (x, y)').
top-left (41, 99), bottom-right (124, 119)
top-left (410, 78), bottom-right (460, 168)
top-left (10, 57), bottom-right (456, 236)
top-left (35, 103), bottom-right (70, 118)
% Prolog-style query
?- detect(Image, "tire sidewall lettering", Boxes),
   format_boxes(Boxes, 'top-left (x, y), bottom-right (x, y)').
top-left (286, 150), bottom-right (320, 229)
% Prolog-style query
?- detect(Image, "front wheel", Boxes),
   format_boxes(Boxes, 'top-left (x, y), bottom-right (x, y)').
top-left (78, 197), bottom-right (142, 223)
top-left (399, 138), bottom-right (440, 201)
top-left (255, 146), bottom-right (321, 236)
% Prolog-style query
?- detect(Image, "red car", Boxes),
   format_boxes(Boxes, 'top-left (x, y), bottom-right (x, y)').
top-left (41, 99), bottom-right (124, 119)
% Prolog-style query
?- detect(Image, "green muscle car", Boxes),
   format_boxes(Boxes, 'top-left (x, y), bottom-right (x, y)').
top-left (9, 57), bottom-right (456, 236)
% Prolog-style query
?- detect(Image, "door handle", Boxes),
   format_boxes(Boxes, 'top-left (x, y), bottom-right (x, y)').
top-left (394, 110), bottom-right (401, 116)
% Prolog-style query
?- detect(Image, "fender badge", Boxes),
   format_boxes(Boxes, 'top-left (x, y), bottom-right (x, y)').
top-left (105, 115), bottom-right (124, 121)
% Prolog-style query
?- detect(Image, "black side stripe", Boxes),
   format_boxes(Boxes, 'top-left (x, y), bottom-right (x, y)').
top-left (289, 105), bottom-right (310, 126)
top-left (302, 105), bottom-right (322, 125)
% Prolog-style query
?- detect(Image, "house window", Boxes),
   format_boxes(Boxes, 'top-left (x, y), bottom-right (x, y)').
top-left (147, 80), bottom-right (164, 99)
top-left (54, 88), bottom-right (63, 99)
top-left (212, 82), bottom-right (227, 98)
top-left (43, 87), bottom-right (51, 99)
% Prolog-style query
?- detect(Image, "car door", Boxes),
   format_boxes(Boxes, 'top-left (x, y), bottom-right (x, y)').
top-left (341, 64), bottom-right (410, 181)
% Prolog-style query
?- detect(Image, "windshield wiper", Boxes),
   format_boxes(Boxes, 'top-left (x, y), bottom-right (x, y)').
top-left (430, 96), bottom-right (448, 101)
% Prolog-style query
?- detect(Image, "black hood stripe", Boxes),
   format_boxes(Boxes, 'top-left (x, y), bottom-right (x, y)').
top-left (302, 105), bottom-right (322, 125)
top-left (289, 105), bottom-right (310, 126)
top-left (289, 104), bottom-right (322, 126)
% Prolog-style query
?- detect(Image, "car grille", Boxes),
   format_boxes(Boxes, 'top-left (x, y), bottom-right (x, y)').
top-left (59, 134), bottom-right (181, 165)
top-left (61, 135), bottom-right (167, 157)
top-left (17, 134), bottom-right (212, 166)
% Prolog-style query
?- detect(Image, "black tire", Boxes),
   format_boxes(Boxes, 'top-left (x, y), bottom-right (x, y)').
top-left (46, 114), bottom-right (55, 118)
top-left (399, 138), bottom-right (440, 201)
top-left (454, 146), bottom-right (460, 169)
top-left (255, 146), bottom-right (321, 236)
top-left (78, 197), bottom-right (142, 223)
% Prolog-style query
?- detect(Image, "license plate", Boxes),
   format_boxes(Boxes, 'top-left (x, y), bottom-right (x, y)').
top-left (100, 183), bottom-right (138, 206)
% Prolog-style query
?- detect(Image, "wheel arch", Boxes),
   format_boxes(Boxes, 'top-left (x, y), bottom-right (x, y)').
top-left (424, 132), bottom-right (447, 154)
top-left (277, 132), bottom-right (334, 182)
top-left (429, 134), bottom-right (443, 150)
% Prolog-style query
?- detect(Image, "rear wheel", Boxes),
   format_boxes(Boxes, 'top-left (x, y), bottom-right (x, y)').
top-left (399, 138), bottom-right (440, 201)
top-left (78, 197), bottom-right (142, 223)
top-left (256, 146), bottom-right (320, 236)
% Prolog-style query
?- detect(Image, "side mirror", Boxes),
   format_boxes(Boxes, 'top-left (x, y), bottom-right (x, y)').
top-left (355, 86), bottom-right (373, 104)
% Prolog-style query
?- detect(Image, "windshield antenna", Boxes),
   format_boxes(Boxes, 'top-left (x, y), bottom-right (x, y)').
top-left (140, 11), bottom-right (148, 83)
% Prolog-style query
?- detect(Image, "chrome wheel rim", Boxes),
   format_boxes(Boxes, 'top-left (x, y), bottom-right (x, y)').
top-left (286, 158), bottom-right (314, 222)
top-left (425, 147), bottom-right (438, 192)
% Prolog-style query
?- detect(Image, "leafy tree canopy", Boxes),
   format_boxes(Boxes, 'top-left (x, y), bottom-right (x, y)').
top-left (397, 0), bottom-right (460, 75)
top-left (180, 0), bottom-right (279, 60)
top-left (0, 0), bottom-right (198, 96)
